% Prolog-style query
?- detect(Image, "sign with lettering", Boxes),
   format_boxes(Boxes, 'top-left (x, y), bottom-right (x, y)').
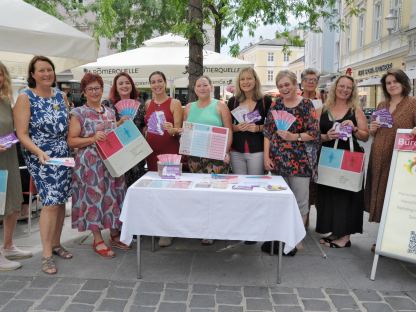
top-left (370, 129), bottom-right (416, 280)
top-left (358, 63), bottom-right (393, 76)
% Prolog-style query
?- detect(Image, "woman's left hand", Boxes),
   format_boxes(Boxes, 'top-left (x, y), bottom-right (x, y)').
top-left (245, 123), bottom-right (258, 133)
top-left (341, 120), bottom-right (354, 128)
top-left (277, 130), bottom-right (294, 141)
top-left (117, 116), bottom-right (129, 126)
top-left (163, 122), bottom-right (176, 136)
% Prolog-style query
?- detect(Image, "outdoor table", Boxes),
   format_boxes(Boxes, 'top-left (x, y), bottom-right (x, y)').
top-left (120, 172), bottom-right (306, 284)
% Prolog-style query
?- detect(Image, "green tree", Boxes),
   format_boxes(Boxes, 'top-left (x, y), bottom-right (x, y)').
top-left (23, 0), bottom-right (84, 20)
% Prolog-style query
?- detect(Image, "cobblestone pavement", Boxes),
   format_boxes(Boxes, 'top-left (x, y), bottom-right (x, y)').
top-left (1, 275), bottom-right (416, 312)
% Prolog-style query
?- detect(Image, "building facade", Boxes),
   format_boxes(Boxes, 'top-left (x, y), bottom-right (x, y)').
top-left (239, 37), bottom-right (304, 92)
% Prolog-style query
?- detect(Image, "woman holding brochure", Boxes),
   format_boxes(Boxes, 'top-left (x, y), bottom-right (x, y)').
top-left (315, 75), bottom-right (369, 249)
top-left (183, 75), bottom-right (233, 245)
top-left (263, 70), bottom-right (319, 252)
top-left (14, 56), bottom-right (72, 274)
top-left (68, 73), bottom-right (127, 258)
top-left (365, 69), bottom-right (416, 251)
top-left (227, 67), bottom-right (272, 175)
top-left (0, 61), bottom-right (32, 271)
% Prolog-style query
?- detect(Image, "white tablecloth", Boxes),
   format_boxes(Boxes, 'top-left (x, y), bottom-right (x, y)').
top-left (120, 172), bottom-right (306, 253)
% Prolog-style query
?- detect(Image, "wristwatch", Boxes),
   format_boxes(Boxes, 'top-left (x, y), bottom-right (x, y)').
top-left (297, 133), bottom-right (302, 141)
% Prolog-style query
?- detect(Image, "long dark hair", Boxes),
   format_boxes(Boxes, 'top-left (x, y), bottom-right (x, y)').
top-left (108, 72), bottom-right (138, 104)
top-left (27, 56), bottom-right (56, 88)
top-left (380, 68), bottom-right (411, 100)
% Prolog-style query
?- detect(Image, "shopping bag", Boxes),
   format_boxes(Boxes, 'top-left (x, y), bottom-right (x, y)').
top-left (0, 170), bottom-right (8, 215)
top-left (317, 138), bottom-right (365, 192)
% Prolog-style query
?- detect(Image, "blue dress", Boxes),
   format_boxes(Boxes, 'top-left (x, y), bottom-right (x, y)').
top-left (21, 88), bottom-right (72, 206)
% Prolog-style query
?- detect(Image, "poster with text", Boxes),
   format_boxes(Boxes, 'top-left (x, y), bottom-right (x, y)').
top-left (179, 122), bottom-right (229, 161)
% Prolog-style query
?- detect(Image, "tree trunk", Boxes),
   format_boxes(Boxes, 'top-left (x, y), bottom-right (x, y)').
top-left (188, 0), bottom-right (203, 102)
top-left (214, 20), bottom-right (221, 100)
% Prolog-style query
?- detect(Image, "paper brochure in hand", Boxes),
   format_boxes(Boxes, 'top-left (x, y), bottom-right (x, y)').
top-left (45, 157), bottom-right (75, 167)
top-left (115, 99), bottom-right (140, 119)
top-left (0, 132), bottom-right (19, 148)
top-left (147, 111), bottom-right (166, 135)
top-left (271, 110), bottom-right (296, 130)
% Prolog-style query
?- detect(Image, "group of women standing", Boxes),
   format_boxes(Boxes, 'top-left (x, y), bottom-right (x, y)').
top-left (1, 52), bottom-right (416, 274)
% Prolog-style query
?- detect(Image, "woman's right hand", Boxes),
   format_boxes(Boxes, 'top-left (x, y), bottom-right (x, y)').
top-left (264, 156), bottom-right (275, 171)
top-left (0, 144), bottom-right (7, 153)
top-left (326, 128), bottom-right (339, 140)
top-left (93, 131), bottom-right (107, 142)
top-left (235, 122), bottom-right (249, 132)
top-left (369, 121), bottom-right (380, 134)
top-left (36, 150), bottom-right (50, 165)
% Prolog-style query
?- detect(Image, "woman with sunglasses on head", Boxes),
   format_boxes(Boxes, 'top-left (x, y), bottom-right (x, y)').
top-left (68, 73), bottom-right (127, 259)
top-left (14, 56), bottom-right (72, 274)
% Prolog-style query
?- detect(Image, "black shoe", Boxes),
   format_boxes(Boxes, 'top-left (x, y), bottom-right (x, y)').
top-left (244, 241), bottom-right (257, 245)
top-left (261, 241), bottom-right (297, 256)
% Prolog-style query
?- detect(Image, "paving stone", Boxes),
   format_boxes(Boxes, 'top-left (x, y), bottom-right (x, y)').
top-left (128, 306), bottom-right (156, 312)
top-left (329, 295), bottom-right (359, 310)
top-left (190, 294), bottom-right (216, 308)
top-left (96, 299), bottom-right (127, 311)
top-left (0, 292), bottom-right (15, 306)
top-left (137, 282), bottom-right (164, 293)
top-left (270, 287), bottom-right (295, 294)
top-left (352, 289), bottom-right (382, 301)
top-left (35, 295), bottom-right (69, 311)
top-left (166, 282), bottom-right (189, 290)
top-left (246, 298), bottom-right (273, 311)
top-left (1, 299), bottom-right (34, 312)
top-left (109, 280), bottom-right (136, 288)
top-left (192, 284), bottom-right (217, 294)
top-left (273, 306), bottom-right (303, 312)
top-left (72, 291), bottom-right (101, 304)
top-left (106, 286), bottom-right (133, 299)
top-left (134, 292), bottom-right (160, 306)
top-left (218, 306), bottom-right (243, 312)
top-left (271, 294), bottom-right (299, 305)
top-left (384, 296), bottom-right (416, 310)
top-left (64, 303), bottom-right (94, 312)
top-left (58, 278), bottom-right (86, 285)
top-left (0, 281), bottom-right (28, 291)
top-left (379, 290), bottom-right (407, 296)
top-left (190, 309), bottom-right (214, 312)
top-left (362, 302), bottom-right (394, 312)
top-left (5, 276), bottom-right (33, 282)
top-left (216, 291), bottom-right (242, 305)
top-left (50, 283), bottom-right (81, 295)
top-left (297, 287), bottom-right (324, 298)
top-left (15, 288), bottom-right (48, 300)
top-left (243, 286), bottom-right (269, 298)
top-left (163, 289), bottom-right (189, 301)
top-left (217, 285), bottom-right (241, 292)
top-left (325, 288), bottom-right (349, 295)
top-left (30, 276), bottom-right (58, 288)
top-left (158, 302), bottom-right (187, 312)
top-left (81, 279), bottom-right (109, 291)
top-left (301, 299), bottom-right (331, 311)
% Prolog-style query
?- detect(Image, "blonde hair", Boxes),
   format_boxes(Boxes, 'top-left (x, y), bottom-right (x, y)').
top-left (234, 67), bottom-right (263, 102)
top-left (0, 61), bottom-right (13, 103)
top-left (275, 70), bottom-right (297, 86)
top-left (324, 75), bottom-right (359, 111)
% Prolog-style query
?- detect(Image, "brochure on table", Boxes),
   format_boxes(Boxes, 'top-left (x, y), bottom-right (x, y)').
top-left (370, 129), bottom-right (416, 280)
top-left (179, 121), bottom-right (228, 161)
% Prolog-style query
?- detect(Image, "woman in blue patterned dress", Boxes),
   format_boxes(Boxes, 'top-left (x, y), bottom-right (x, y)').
top-left (14, 56), bottom-right (72, 274)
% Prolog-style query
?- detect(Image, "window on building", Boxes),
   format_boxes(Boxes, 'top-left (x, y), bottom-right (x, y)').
top-left (391, 0), bottom-right (402, 32)
top-left (267, 52), bottom-right (274, 62)
top-left (267, 70), bottom-right (274, 82)
top-left (284, 53), bottom-right (289, 62)
top-left (358, 14), bottom-right (365, 48)
top-left (373, 1), bottom-right (382, 40)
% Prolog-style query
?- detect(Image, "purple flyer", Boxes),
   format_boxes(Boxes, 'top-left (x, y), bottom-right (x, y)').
top-left (371, 109), bottom-right (393, 128)
top-left (0, 132), bottom-right (19, 148)
top-left (243, 110), bottom-right (261, 123)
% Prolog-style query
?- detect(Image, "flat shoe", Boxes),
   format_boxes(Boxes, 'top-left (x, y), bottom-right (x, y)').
top-left (110, 233), bottom-right (132, 250)
top-left (328, 241), bottom-right (351, 248)
top-left (93, 240), bottom-right (115, 258)
top-left (319, 235), bottom-right (337, 245)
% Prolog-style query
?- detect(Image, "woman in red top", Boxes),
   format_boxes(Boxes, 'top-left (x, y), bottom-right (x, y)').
top-left (144, 71), bottom-right (183, 171)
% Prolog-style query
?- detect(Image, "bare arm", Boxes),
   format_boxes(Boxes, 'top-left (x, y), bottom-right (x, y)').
top-left (13, 93), bottom-right (49, 164)
top-left (164, 99), bottom-right (183, 136)
top-left (218, 101), bottom-right (233, 152)
top-left (67, 115), bottom-right (105, 149)
top-left (354, 108), bottom-right (369, 142)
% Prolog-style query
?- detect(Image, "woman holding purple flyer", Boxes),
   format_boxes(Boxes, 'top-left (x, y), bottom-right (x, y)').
top-left (316, 75), bottom-right (369, 249)
top-left (365, 69), bottom-right (416, 251)
top-left (227, 67), bottom-right (272, 176)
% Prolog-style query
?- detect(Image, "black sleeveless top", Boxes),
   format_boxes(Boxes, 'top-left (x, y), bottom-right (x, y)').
top-left (320, 108), bottom-right (363, 152)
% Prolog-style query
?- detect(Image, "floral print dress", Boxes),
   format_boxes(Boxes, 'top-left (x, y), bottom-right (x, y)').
top-left (263, 98), bottom-right (319, 177)
top-left (21, 88), bottom-right (72, 206)
top-left (71, 105), bottom-right (126, 232)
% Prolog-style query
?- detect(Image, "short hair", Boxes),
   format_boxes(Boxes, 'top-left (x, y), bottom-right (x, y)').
top-left (234, 67), bottom-right (263, 102)
top-left (108, 72), bottom-right (138, 104)
top-left (380, 68), bottom-right (411, 100)
top-left (275, 70), bottom-right (297, 86)
top-left (80, 72), bottom-right (104, 92)
top-left (0, 61), bottom-right (13, 102)
top-left (301, 68), bottom-right (320, 81)
top-left (27, 56), bottom-right (56, 88)
top-left (324, 75), bottom-right (359, 111)
top-left (149, 71), bottom-right (167, 83)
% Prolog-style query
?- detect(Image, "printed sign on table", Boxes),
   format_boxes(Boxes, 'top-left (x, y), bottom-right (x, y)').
top-left (179, 122), bottom-right (229, 161)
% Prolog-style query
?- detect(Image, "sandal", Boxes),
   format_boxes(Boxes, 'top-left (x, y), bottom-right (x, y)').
top-left (52, 246), bottom-right (73, 259)
top-left (319, 235), bottom-right (337, 244)
top-left (93, 240), bottom-right (115, 258)
top-left (41, 256), bottom-right (57, 275)
top-left (109, 233), bottom-right (132, 250)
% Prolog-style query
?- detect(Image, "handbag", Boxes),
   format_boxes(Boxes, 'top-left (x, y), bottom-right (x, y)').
top-left (317, 137), bottom-right (365, 192)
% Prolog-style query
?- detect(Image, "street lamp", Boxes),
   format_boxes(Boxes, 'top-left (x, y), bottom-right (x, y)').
top-left (385, 9), bottom-right (397, 34)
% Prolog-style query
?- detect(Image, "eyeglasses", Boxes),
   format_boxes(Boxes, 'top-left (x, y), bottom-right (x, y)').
top-left (85, 87), bottom-right (102, 93)
top-left (302, 78), bottom-right (318, 83)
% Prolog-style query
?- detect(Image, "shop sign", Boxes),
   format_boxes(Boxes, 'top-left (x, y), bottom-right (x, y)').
top-left (358, 63), bottom-right (393, 76)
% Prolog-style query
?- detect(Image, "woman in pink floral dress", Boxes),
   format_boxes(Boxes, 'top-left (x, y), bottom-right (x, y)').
top-left (68, 73), bottom-right (126, 258)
